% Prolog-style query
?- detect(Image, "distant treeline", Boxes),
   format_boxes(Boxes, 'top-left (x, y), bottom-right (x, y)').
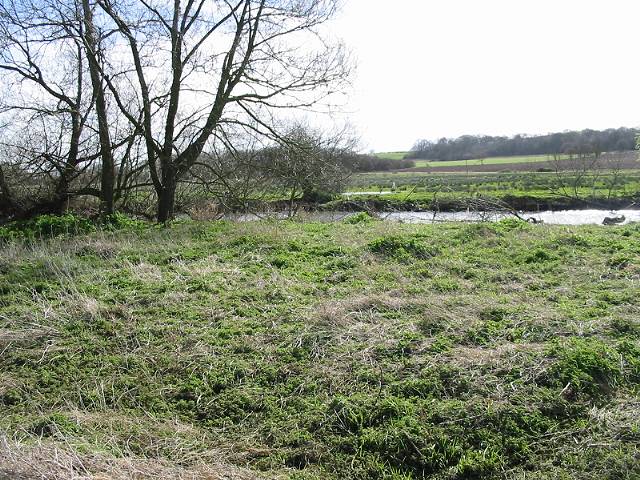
top-left (407, 127), bottom-right (638, 161)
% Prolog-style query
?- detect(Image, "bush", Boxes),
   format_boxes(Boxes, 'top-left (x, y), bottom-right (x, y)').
top-left (301, 189), bottom-right (335, 204)
top-left (368, 235), bottom-right (438, 260)
top-left (342, 154), bottom-right (415, 172)
top-left (431, 277), bottom-right (460, 293)
top-left (493, 217), bottom-right (529, 233)
top-left (523, 248), bottom-right (557, 264)
top-left (0, 213), bottom-right (96, 241)
top-left (610, 318), bottom-right (640, 337)
top-left (0, 212), bottom-right (147, 242)
top-left (103, 212), bottom-right (147, 231)
top-left (343, 211), bottom-right (375, 224)
top-left (30, 412), bottom-right (80, 437)
top-left (456, 448), bottom-right (506, 478)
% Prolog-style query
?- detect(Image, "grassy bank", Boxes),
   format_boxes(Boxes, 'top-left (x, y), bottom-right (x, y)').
top-left (1, 219), bottom-right (639, 479)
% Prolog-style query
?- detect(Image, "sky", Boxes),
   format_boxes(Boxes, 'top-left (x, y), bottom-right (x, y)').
top-left (329, 0), bottom-right (640, 152)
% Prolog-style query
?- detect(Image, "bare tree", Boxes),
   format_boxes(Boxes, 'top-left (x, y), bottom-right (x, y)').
top-left (0, 0), bottom-right (128, 217)
top-left (262, 123), bottom-right (356, 216)
top-left (81, 0), bottom-right (116, 214)
top-left (550, 150), bottom-right (602, 202)
top-left (0, 162), bottom-right (14, 216)
top-left (0, 0), bottom-right (92, 215)
top-left (95, 0), bottom-right (350, 221)
top-left (601, 153), bottom-right (626, 201)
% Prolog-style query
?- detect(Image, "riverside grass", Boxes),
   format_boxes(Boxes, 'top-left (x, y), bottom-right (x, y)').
top-left (1, 218), bottom-right (639, 479)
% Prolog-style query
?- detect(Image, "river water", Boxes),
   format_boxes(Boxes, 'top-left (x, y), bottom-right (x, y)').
top-left (384, 209), bottom-right (640, 225)
top-left (227, 209), bottom-right (640, 225)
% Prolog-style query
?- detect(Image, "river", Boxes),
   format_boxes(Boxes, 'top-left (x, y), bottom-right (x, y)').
top-left (226, 209), bottom-right (640, 225)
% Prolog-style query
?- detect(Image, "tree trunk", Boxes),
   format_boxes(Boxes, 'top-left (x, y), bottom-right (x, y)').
top-left (100, 156), bottom-right (115, 216)
top-left (82, 0), bottom-right (115, 217)
top-left (157, 175), bottom-right (177, 223)
top-left (50, 168), bottom-right (75, 214)
top-left (0, 165), bottom-right (17, 219)
top-left (0, 166), bottom-right (12, 205)
top-left (157, 184), bottom-right (176, 223)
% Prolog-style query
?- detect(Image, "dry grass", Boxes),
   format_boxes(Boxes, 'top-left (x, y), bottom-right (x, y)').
top-left (449, 342), bottom-right (546, 368)
top-left (0, 433), bottom-right (260, 480)
top-left (128, 262), bottom-right (164, 283)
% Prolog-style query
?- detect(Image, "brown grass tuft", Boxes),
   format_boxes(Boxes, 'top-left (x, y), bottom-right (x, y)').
top-left (0, 433), bottom-right (261, 480)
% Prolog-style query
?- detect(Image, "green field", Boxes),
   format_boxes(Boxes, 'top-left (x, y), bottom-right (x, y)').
top-left (349, 150), bottom-right (640, 211)
top-left (343, 170), bottom-right (640, 211)
top-left (1, 219), bottom-right (640, 479)
top-left (412, 154), bottom-right (569, 168)
top-left (375, 152), bottom-right (570, 168)
top-left (375, 151), bottom-right (408, 160)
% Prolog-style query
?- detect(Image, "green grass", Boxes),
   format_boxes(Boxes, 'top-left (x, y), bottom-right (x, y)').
top-left (1, 219), bottom-right (640, 478)
top-left (375, 151), bottom-right (408, 160)
top-left (373, 153), bottom-right (568, 167)
top-left (411, 154), bottom-right (569, 168)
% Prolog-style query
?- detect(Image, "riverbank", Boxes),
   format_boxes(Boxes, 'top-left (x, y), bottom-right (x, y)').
top-left (326, 193), bottom-right (638, 213)
top-left (1, 220), bottom-right (639, 479)
top-left (261, 193), bottom-right (637, 217)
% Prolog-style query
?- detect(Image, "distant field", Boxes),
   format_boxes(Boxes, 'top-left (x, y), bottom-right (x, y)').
top-left (345, 162), bottom-right (640, 210)
top-left (375, 151), bottom-right (408, 160)
top-left (349, 169), bottom-right (640, 195)
top-left (412, 152), bottom-right (639, 173)
top-left (373, 151), bottom-right (639, 173)
top-left (412, 154), bottom-right (568, 168)
top-left (375, 153), bottom-right (571, 168)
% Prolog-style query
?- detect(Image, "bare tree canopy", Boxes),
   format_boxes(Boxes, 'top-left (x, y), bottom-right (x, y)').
top-left (0, 0), bottom-right (351, 222)
top-left (96, 0), bottom-right (350, 220)
top-left (260, 122), bottom-right (355, 214)
top-left (0, 0), bottom-right (100, 215)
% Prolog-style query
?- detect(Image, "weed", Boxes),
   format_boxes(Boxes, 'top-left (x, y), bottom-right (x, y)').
top-left (30, 413), bottom-right (80, 438)
top-left (523, 247), bottom-right (557, 264)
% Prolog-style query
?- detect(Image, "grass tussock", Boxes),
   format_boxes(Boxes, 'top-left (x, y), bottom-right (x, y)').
top-left (1, 219), bottom-right (640, 479)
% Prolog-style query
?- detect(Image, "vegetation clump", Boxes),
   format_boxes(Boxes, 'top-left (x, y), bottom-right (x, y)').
top-left (343, 211), bottom-right (376, 224)
top-left (368, 234), bottom-right (438, 260)
top-left (0, 212), bottom-right (147, 242)
top-left (0, 213), bottom-right (97, 241)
